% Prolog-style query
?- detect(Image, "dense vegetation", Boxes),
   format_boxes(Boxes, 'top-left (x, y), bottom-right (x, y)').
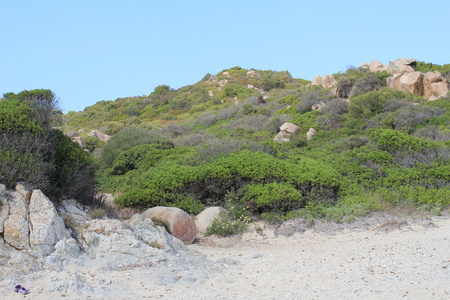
top-left (2, 63), bottom-right (449, 231)
top-left (0, 90), bottom-right (96, 203)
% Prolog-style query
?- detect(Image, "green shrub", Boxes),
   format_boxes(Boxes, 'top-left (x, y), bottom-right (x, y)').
top-left (346, 88), bottom-right (416, 129)
top-left (99, 127), bottom-right (166, 169)
top-left (169, 194), bottom-right (204, 215)
top-left (242, 182), bottom-right (303, 213)
top-left (1, 90), bottom-right (96, 203)
top-left (83, 136), bottom-right (105, 152)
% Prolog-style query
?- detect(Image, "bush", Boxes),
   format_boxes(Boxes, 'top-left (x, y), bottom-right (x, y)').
top-left (83, 136), bottom-right (105, 152)
top-left (349, 73), bottom-right (382, 97)
top-left (0, 91), bottom-right (96, 203)
top-left (346, 88), bottom-right (416, 129)
top-left (297, 89), bottom-right (332, 113)
top-left (242, 182), bottom-right (303, 213)
top-left (99, 127), bottom-right (166, 169)
top-left (218, 107), bottom-right (238, 120)
top-left (195, 111), bottom-right (217, 127)
top-left (50, 130), bottom-right (96, 202)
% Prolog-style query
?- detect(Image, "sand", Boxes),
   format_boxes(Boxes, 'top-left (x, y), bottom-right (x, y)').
top-left (2, 213), bottom-right (449, 300)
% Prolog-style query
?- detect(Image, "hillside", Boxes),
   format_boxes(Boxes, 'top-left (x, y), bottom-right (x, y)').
top-left (4, 58), bottom-right (449, 232)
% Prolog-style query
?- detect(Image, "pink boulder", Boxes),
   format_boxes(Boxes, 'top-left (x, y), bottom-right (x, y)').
top-left (142, 207), bottom-right (197, 244)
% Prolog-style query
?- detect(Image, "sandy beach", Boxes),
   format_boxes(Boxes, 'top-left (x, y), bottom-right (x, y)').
top-left (2, 212), bottom-right (449, 300)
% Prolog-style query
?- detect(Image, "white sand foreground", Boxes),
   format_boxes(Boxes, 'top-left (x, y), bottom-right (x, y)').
top-left (2, 213), bottom-right (449, 300)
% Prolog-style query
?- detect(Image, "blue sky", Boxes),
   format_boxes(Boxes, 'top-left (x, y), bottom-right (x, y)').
top-left (1, 0), bottom-right (449, 113)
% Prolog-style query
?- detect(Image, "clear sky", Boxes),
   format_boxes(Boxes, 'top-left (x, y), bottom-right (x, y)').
top-left (1, 0), bottom-right (449, 113)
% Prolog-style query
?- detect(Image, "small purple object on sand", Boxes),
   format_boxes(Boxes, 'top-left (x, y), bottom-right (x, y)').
top-left (14, 285), bottom-right (29, 294)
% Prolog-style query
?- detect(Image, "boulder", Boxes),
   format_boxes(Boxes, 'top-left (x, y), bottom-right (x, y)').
top-left (29, 190), bottom-right (70, 255)
top-left (246, 70), bottom-right (258, 77)
top-left (369, 60), bottom-right (385, 72)
top-left (398, 72), bottom-right (424, 96)
top-left (427, 82), bottom-right (449, 100)
top-left (142, 207), bottom-right (197, 245)
top-left (88, 130), bottom-right (111, 142)
top-left (195, 207), bottom-right (226, 234)
top-left (222, 71), bottom-right (231, 77)
top-left (306, 128), bottom-right (316, 140)
top-left (322, 74), bottom-right (337, 89)
top-left (274, 122), bottom-right (300, 143)
top-left (360, 62), bottom-right (370, 71)
top-left (424, 71), bottom-right (449, 100)
top-left (311, 75), bottom-right (322, 86)
top-left (387, 58), bottom-right (417, 75)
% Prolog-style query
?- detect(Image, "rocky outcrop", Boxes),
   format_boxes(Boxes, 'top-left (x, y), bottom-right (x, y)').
top-left (142, 206), bottom-right (197, 245)
top-left (0, 183), bottom-right (215, 285)
top-left (311, 75), bottom-right (322, 86)
top-left (359, 58), bottom-right (449, 100)
top-left (322, 74), bottom-right (338, 89)
top-left (369, 59), bottom-right (386, 72)
top-left (195, 207), bottom-right (226, 234)
top-left (88, 130), bottom-right (111, 142)
top-left (423, 71), bottom-right (449, 100)
top-left (311, 74), bottom-right (337, 89)
top-left (29, 190), bottom-right (70, 255)
top-left (386, 58), bottom-right (417, 75)
top-left (387, 71), bottom-right (424, 96)
top-left (246, 70), bottom-right (259, 77)
top-left (274, 122), bottom-right (300, 142)
top-left (1, 184), bottom-right (70, 253)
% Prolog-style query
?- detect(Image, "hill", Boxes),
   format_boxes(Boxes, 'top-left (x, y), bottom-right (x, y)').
top-left (3, 59), bottom-right (450, 233)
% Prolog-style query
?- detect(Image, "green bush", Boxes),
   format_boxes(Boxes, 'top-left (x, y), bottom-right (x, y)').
top-left (346, 88), bottom-right (416, 129)
top-left (242, 182), bottom-right (303, 213)
top-left (1, 90), bottom-right (96, 203)
top-left (99, 127), bottom-right (166, 169)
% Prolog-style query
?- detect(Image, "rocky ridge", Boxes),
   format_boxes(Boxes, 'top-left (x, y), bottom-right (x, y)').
top-left (311, 58), bottom-right (449, 101)
top-left (0, 183), bottom-right (218, 296)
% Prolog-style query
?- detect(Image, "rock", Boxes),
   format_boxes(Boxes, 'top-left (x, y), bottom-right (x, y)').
top-left (126, 214), bottom-right (186, 251)
top-left (15, 182), bottom-right (32, 200)
top-left (195, 207), bottom-right (226, 234)
top-left (44, 238), bottom-right (82, 270)
top-left (29, 190), bottom-right (70, 255)
top-left (360, 62), bottom-right (370, 71)
top-left (387, 58), bottom-right (417, 75)
top-left (142, 207), bottom-right (197, 245)
top-left (427, 82), bottom-right (449, 100)
top-left (73, 137), bottom-right (87, 149)
top-left (275, 218), bottom-right (312, 237)
top-left (88, 130), bottom-right (111, 142)
top-left (389, 72), bottom-right (424, 96)
top-left (208, 90), bottom-right (214, 97)
top-left (311, 75), bottom-right (322, 86)
top-left (3, 190), bottom-right (30, 250)
top-left (424, 71), bottom-right (449, 100)
top-left (274, 122), bottom-right (300, 143)
top-left (58, 199), bottom-right (90, 228)
top-left (218, 79), bottom-right (228, 87)
top-left (246, 70), bottom-right (258, 77)
top-left (322, 74), bottom-right (337, 89)
top-left (306, 128), bottom-right (316, 140)
top-left (222, 71), bottom-right (231, 77)
top-left (0, 184), bottom-right (9, 233)
top-left (369, 60), bottom-right (385, 72)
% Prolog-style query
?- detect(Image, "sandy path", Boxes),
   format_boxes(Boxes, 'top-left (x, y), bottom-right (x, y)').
top-left (2, 215), bottom-right (449, 299)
